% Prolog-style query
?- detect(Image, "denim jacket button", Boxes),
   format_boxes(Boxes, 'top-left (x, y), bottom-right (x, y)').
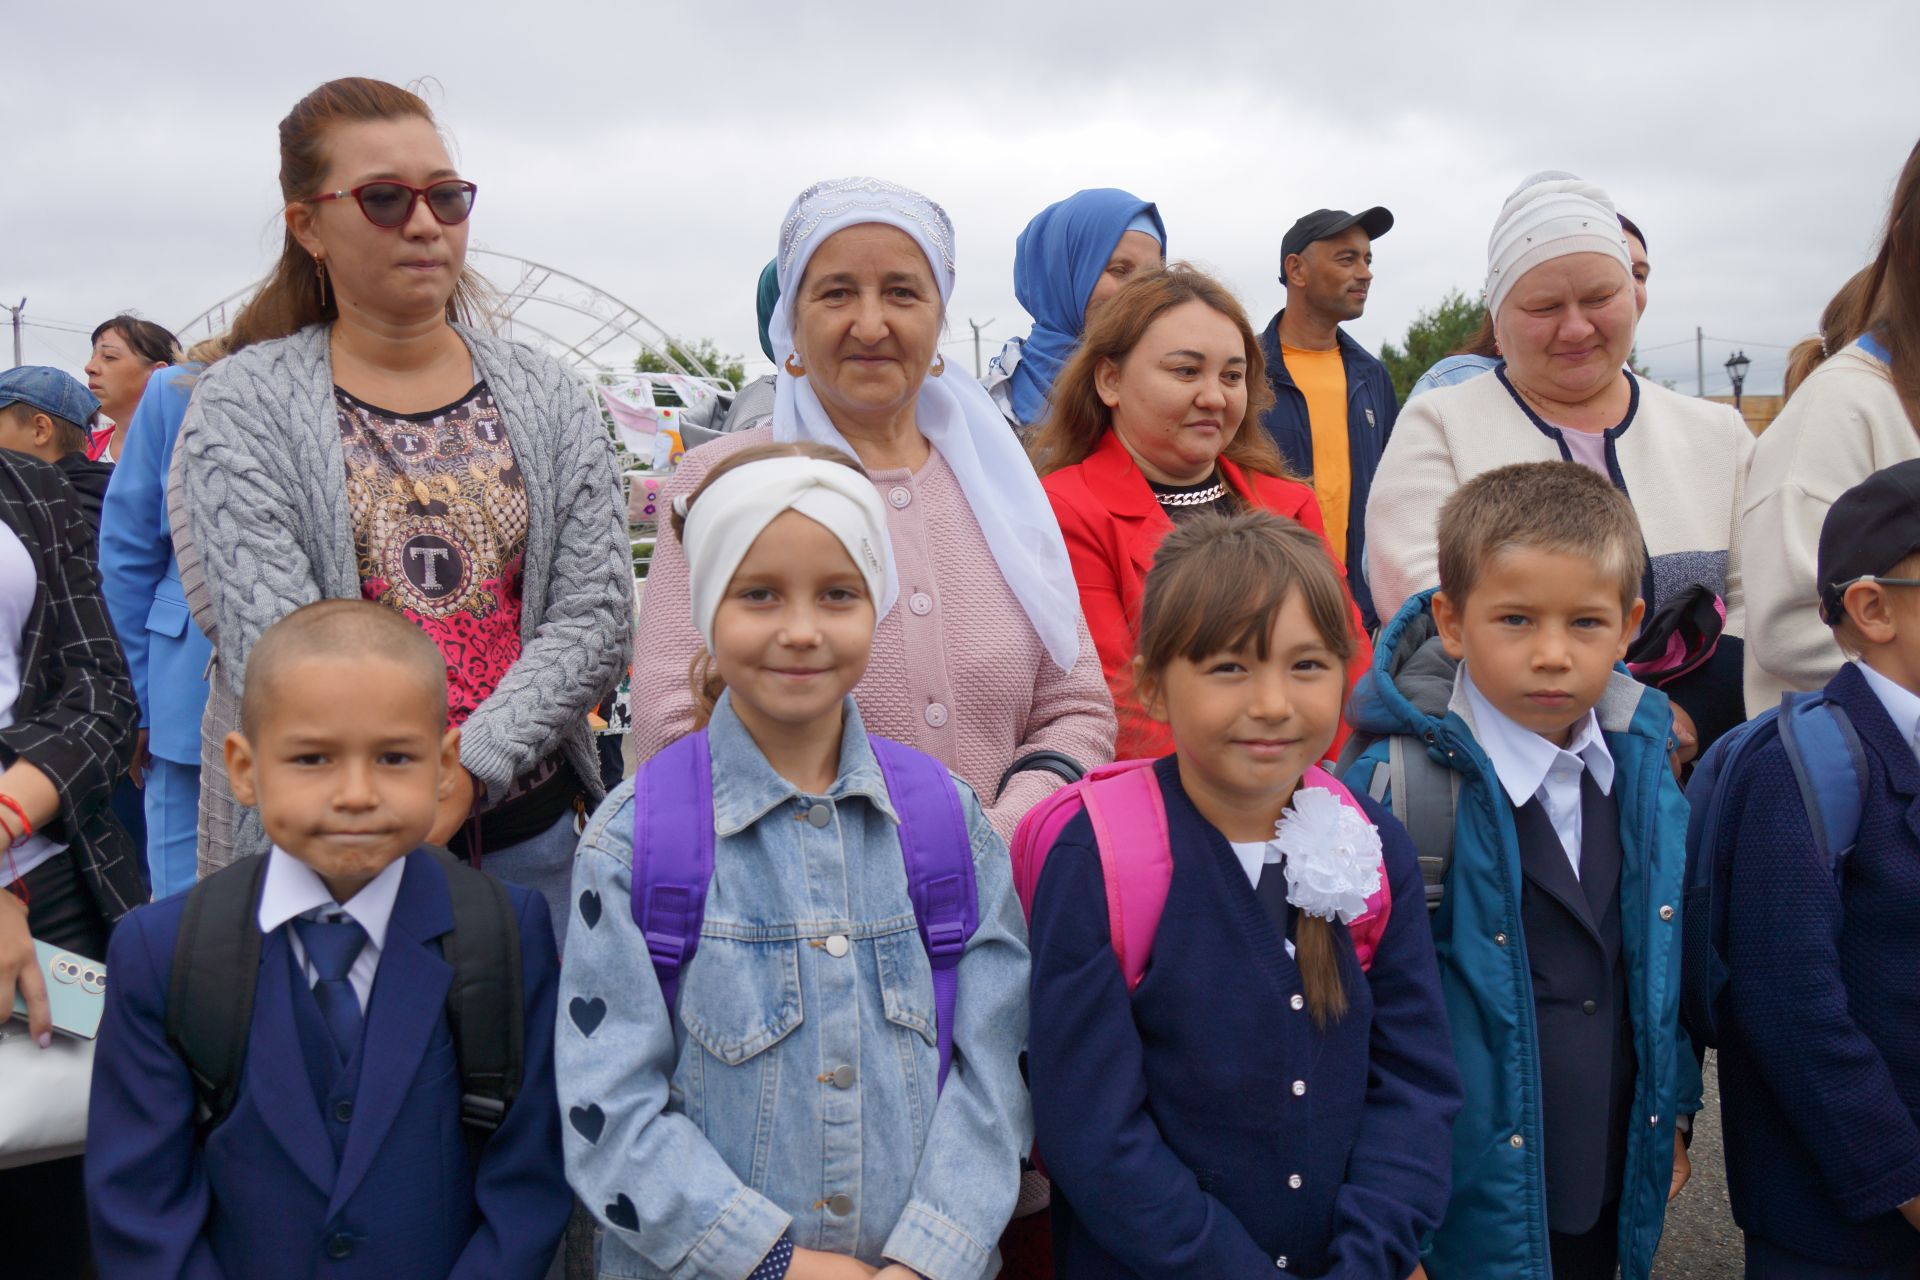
top-left (806, 802), bottom-right (833, 828)
top-left (830, 1064), bottom-right (856, 1089)
top-left (827, 1193), bottom-right (855, 1216)
top-left (825, 934), bottom-right (850, 958)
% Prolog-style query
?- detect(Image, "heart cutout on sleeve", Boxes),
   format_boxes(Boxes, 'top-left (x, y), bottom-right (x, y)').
top-left (569, 996), bottom-right (608, 1037)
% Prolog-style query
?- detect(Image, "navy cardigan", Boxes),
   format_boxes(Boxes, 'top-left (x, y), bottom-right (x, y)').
top-left (1027, 756), bottom-right (1460, 1278)
top-left (1720, 663), bottom-right (1920, 1269)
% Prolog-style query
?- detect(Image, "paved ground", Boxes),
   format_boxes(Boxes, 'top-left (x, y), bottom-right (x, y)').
top-left (1654, 1052), bottom-right (1743, 1278)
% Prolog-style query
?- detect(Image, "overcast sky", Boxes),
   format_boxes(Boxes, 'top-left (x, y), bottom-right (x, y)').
top-left (9, 1), bottom-right (1917, 397)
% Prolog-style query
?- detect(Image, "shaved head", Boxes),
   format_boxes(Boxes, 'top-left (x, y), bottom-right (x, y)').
top-left (241, 599), bottom-right (448, 738)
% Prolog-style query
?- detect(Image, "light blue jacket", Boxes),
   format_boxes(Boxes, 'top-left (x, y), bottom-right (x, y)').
top-left (1344, 591), bottom-right (1699, 1280)
top-left (99, 365), bottom-right (211, 765)
top-left (1406, 353), bottom-right (1500, 401)
top-left (558, 694), bottom-right (1032, 1280)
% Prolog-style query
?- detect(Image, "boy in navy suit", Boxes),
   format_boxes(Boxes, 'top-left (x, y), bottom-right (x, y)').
top-left (1720, 460), bottom-right (1920, 1278)
top-left (86, 599), bottom-right (570, 1278)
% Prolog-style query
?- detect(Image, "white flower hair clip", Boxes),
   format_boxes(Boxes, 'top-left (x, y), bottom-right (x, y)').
top-left (1274, 787), bottom-right (1385, 924)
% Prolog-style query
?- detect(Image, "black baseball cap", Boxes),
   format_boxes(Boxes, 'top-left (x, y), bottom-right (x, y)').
top-left (1817, 458), bottom-right (1920, 622)
top-left (1279, 207), bottom-right (1395, 276)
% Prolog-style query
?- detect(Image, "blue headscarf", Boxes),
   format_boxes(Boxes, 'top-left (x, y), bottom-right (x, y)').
top-left (1006, 188), bottom-right (1165, 426)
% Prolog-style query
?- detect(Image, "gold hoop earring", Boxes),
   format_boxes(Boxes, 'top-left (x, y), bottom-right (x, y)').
top-left (929, 353), bottom-right (946, 378)
top-left (784, 353), bottom-right (805, 377)
top-left (315, 258), bottom-right (329, 311)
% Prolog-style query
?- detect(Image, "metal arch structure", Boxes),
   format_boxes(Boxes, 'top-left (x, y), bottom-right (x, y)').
top-left (174, 248), bottom-right (718, 383)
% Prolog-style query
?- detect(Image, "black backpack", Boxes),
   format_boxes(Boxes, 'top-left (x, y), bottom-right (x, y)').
top-left (164, 849), bottom-right (524, 1159)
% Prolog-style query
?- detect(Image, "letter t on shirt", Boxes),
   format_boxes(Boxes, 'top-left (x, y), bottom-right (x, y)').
top-left (1281, 343), bottom-right (1350, 564)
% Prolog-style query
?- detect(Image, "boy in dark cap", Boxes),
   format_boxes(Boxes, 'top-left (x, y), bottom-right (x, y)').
top-left (0, 365), bottom-right (113, 527)
top-left (1717, 458), bottom-right (1920, 1278)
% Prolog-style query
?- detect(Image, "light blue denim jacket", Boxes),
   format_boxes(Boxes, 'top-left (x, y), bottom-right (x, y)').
top-left (558, 693), bottom-right (1032, 1280)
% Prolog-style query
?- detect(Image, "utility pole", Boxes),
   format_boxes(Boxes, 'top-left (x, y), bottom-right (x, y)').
top-left (1695, 326), bottom-right (1704, 397)
top-left (6, 298), bottom-right (23, 368)
top-left (969, 318), bottom-right (994, 379)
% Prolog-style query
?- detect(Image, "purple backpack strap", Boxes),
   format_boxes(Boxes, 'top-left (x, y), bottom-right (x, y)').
top-left (630, 730), bottom-right (715, 1012)
top-left (870, 736), bottom-right (979, 1092)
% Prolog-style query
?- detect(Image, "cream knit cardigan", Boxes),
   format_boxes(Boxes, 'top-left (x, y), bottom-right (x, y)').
top-left (1365, 370), bottom-right (1754, 632)
top-left (1740, 343), bottom-right (1919, 712)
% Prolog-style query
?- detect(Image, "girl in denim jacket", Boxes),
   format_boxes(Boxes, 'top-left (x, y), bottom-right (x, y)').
top-left (559, 443), bottom-right (1032, 1280)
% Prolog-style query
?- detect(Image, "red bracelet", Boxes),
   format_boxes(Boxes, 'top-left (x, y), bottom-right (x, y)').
top-left (0, 794), bottom-right (31, 847)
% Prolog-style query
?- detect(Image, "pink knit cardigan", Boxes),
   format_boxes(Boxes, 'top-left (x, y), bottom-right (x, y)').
top-left (629, 425), bottom-right (1117, 841)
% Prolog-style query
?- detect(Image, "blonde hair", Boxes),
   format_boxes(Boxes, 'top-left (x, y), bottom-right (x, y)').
top-left (1133, 510), bottom-right (1357, 1026)
top-left (1437, 462), bottom-right (1646, 614)
top-left (668, 440), bottom-right (867, 729)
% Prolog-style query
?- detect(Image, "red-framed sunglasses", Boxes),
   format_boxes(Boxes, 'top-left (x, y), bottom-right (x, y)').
top-left (307, 179), bottom-right (478, 229)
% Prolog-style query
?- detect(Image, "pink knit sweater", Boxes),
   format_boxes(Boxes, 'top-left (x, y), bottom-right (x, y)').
top-left (630, 425), bottom-right (1118, 842)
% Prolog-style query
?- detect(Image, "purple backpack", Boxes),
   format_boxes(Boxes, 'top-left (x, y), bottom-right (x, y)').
top-left (632, 729), bottom-right (978, 1090)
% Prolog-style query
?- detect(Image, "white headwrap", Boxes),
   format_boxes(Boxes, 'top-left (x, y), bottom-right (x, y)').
top-left (679, 457), bottom-right (897, 655)
top-left (768, 176), bottom-right (1084, 672)
top-left (1484, 171), bottom-right (1634, 318)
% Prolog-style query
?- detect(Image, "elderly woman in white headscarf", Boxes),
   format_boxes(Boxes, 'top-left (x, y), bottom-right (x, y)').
top-left (630, 178), bottom-right (1115, 838)
top-left (1365, 172), bottom-right (1755, 755)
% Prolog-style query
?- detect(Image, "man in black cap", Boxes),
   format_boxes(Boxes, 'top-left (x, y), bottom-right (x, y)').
top-left (1258, 206), bottom-right (1398, 628)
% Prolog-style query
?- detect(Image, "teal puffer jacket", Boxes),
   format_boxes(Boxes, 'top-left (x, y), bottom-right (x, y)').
top-left (1342, 590), bottom-right (1700, 1280)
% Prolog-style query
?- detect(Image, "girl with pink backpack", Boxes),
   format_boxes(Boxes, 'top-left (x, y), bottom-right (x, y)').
top-left (1021, 511), bottom-right (1462, 1278)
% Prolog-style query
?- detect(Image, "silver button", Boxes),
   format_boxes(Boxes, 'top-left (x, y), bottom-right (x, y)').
top-left (1494, 932), bottom-right (1509, 946)
top-left (806, 802), bottom-right (833, 828)
top-left (925, 702), bottom-right (949, 728)
top-left (1659, 904), bottom-right (1675, 922)
top-left (1287, 1173), bottom-right (1302, 1190)
top-left (909, 591), bottom-right (933, 616)
top-left (1291, 1080), bottom-right (1306, 1097)
top-left (830, 1065), bottom-right (856, 1089)
top-left (825, 934), bottom-right (850, 958)
top-left (1275, 1257), bottom-right (1288, 1269)
top-left (826, 1193), bottom-right (854, 1216)
top-left (1510, 1133), bottom-right (1525, 1148)
top-left (1289, 994), bottom-right (1304, 1011)
top-left (1649, 1114), bottom-right (1661, 1126)
top-left (888, 486), bottom-right (911, 509)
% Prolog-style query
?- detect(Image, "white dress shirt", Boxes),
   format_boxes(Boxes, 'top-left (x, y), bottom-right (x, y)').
top-left (1856, 661), bottom-right (1920, 766)
top-left (1227, 839), bottom-right (1297, 958)
top-left (1461, 666), bottom-right (1615, 880)
top-left (256, 846), bottom-right (407, 1013)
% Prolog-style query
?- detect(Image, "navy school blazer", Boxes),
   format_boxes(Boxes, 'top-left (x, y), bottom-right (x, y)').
top-left (85, 849), bottom-right (571, 1279)
top-left (1027, 756), bottom-right (1461, 1278)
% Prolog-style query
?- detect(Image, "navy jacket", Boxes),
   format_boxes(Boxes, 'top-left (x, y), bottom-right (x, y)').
top-left (1720, 663), bottom-right (1920, 1270)
top-left (1028, 756), bottom-right (1461, 1278)
top-left (86, 850), bottom-right (572, 1279)
top-left (1257, 310), bottom-right (1399, 629)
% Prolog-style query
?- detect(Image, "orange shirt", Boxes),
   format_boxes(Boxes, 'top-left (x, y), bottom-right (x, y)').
top-left (1282, 342), bottom-right (1351, 563)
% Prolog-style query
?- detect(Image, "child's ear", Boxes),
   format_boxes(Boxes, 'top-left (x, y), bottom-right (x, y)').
top-left (1431, 591), bottom-right (1466, 661)
top-left (1132, 657), bottom-right (1170, 725)
top-left (30, 412), bottom-right (55, 450)
top-left (1615, 597), bottom-right (1648, 661)
top-left (437, 727), bottom-right (463, 800)
top-left (225, 731), bottom-right (258, 807)
top-left (1843, 580), bottom-right (1901, 645)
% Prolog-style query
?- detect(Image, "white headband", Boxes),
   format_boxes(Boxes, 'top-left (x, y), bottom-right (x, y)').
top-left (1484, 170), bottom-right (1633, 318)
top-left (680, 457), bottom-right (898, 654)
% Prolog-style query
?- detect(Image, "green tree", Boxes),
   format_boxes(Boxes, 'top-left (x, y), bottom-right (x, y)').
top-left (634, 338), bottom-right (747, 391)
top-left (1377, 289), bottom-right (1486, 403)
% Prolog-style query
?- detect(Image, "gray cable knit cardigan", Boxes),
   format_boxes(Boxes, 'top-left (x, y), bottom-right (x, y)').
top-left (178, 322), bottom-right (632, 862)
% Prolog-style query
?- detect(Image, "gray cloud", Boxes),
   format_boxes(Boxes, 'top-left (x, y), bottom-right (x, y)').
top-left (7, 1), bottom-right (1915, 396)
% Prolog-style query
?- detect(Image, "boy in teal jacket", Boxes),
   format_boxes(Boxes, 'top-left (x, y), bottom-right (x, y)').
top-left (1342, 462), bottom-right (1698, 1279)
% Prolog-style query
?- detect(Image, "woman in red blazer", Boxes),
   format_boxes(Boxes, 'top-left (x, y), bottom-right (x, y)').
top-left (1032, 264), bottom-right (1372, 759)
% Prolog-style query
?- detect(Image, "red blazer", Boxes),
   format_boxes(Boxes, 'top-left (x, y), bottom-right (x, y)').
top-left (1041, 429), bottom-right (1373, 760)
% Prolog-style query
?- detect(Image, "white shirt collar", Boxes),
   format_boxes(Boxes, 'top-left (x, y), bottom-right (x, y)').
top-left (255, 845), bottom-right (407, 952)
top-left (1856, 661), bottom-right (1920, 762)
top-left (1461, 664), bottom-right (1615, 809)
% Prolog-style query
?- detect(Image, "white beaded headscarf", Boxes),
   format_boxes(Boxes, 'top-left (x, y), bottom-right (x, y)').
top-left (1484, 171), bottom-right (1634, 319)
top-left (767, 177), bottom-right (1083, 672)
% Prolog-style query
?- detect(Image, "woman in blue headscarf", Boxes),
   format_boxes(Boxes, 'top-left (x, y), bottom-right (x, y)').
top-left (986, 188), bottom-right (1165, 431)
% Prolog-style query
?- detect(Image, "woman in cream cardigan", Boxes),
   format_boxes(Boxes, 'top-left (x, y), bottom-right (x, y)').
top-left (1366, 172), bottom-right (1754, 755)
top-left (1741, 137), bottom-right (1920, 712)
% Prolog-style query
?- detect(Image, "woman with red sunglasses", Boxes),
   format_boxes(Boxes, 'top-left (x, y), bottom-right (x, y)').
top-left (175, 78), bottom-right (631, 945)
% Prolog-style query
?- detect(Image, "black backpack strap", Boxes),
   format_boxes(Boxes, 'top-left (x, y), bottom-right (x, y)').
top-left (994, 751), bottom-right (1085, 802)
top-left (429, 849), bottom-right (525, 1162)
top-left (165, 854), bottom-right (272, 1136)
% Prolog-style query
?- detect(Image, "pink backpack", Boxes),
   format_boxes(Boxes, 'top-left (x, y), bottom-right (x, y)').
top-left (1011, 760), bottom-right (1392, 989)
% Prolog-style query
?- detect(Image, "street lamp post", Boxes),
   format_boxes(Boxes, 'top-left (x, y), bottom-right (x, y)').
top-left (1725, 349), bottom-right (1751, 412)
